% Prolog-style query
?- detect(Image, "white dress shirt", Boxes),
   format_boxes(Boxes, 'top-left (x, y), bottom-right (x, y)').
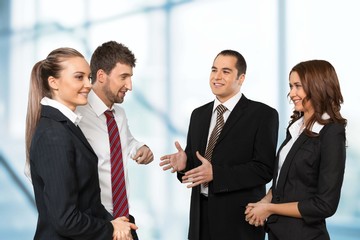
top-left (77, 90), bottom-right (144, 214)
top-left (201, 91), bottom-right (242, 196)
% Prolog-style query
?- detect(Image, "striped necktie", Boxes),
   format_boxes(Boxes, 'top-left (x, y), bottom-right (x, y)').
top-left (104, 110), bottom-right (129, 218)
top-left (203, 104), bottom-right (227, 187)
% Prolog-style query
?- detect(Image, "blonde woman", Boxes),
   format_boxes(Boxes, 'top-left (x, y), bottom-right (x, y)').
top-left (25, 47), bottom-right (136, 240)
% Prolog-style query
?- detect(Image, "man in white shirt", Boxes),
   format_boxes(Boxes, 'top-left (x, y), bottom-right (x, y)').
top-left (77, 41), bottom-right (153, 240)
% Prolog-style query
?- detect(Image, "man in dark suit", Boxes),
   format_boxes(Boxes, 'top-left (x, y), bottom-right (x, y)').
top-left (160, 50), bottom-right (279, 240)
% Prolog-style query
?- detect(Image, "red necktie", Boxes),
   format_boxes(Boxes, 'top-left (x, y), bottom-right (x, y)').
top-left (104, 110), bottom-right (129, 218)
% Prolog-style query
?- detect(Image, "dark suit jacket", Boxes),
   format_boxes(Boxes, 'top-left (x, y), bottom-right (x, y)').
top-left (267, 122), bottom-right (346, 240)
top-left (178, 95), bottom-right (279, 240)
top-left (30, 106), bottom-right (114, 240)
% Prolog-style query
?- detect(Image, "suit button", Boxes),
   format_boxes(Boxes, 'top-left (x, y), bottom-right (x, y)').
top-left (275, 196), bottom-right (280, 202)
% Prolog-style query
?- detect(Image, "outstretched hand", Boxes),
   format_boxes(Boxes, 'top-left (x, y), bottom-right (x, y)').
top-left (182, 151), bottom-right (213, 188)
top-left (159, 141), bottom-right (187, 173)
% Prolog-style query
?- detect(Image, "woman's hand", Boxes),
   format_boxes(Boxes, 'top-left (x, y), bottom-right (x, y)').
top-left (245, 202), bottom-right (272, 227)
top-left (111, 216), bottom-right (137, 240)
top-left (245, 190), bottom-right (273, 227)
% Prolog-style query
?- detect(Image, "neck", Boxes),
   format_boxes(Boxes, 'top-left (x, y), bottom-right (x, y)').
top-left (303, 114), bottom-right (312, 126)
top-left (93, 87), bottom-right (113, 109)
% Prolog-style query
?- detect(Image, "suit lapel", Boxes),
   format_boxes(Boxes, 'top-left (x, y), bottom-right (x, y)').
top-left (216, 95), bottom-right (248, 144)
top-left (199, 103), bottom-right (214, 156)
top-left (275, 133), bottom-right (309, 196)
top-left (272, 132), bottom-right (291, 185)
top-left (67, 123), bottom-right (96, 155)
top-left (42, 105), bottom-right (96, 155)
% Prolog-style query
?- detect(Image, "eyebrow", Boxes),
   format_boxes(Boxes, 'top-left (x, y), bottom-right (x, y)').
top-left (289, 81), bottom-right (301, 85)
top-left (212, 66), bottom-right (233, 72)
top-left (119, 73), bottom-right (132, 77)
top-left (222, 67), bottom-right (232, 72)
top-left (73, 71), bottom-right (86, 75)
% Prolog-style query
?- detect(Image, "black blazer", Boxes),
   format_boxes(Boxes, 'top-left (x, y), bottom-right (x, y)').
top-left (267, 122), bottom-right (346, 240)
top-left (179, 95), bottom-right (279, 240)
top-left (29, 106), bottom-right (113, 240)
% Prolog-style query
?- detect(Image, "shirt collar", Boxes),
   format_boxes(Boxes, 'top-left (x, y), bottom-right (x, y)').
top-left (312, 112), bottom-right (330, 133)
top-left (213, 91), bottom-right (242, 113)
top-left (289, 112), bottom-right (330, 136)
top-left (87, 90), bottom-right (113, 116)
top-left (40, 97), bottom-right (83, 126)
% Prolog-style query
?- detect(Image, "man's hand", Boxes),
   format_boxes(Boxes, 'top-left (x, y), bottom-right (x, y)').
top-left (133, 145), bottom-right (153, 164)
top-left (159, 141), bottom-right (187, 173)
top-left (182, 151), bottom-right (213, 188)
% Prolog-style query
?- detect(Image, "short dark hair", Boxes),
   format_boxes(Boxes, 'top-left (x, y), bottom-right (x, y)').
top-left (216, 50), bottom-right (247, 77)
top-left (90, 41), bottom-right (136, 82)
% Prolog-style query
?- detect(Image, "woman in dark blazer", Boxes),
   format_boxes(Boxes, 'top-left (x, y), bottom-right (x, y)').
top-left (245, 60), bottom-right (347, 240)
top-left (25, 48), bottom-right (136, 240)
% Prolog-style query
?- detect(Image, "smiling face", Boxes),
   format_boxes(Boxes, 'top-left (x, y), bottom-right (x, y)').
top-left (49, 56), bottom-right (92, 111)
top-left (96, 62), bottom-right (133, 108)
top-left (209, 54), bottom-right (244, 103)
top-left (289, 71), bottom-right (314, 119)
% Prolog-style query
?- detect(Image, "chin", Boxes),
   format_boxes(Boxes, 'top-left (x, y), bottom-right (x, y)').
top-left (77, 100), bottom-right (88, 106)
top-left (115, 98), bottom-right (124, 104)
top-left (210, 89), bottom-right (221, 96)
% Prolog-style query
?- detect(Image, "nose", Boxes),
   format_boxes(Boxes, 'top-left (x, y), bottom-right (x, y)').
top-left (289, 87), bottom-right (296, 98)
top-left (125, 78), bottom-right (132, 91)
top-left (85, 77), bottom-right (92, 89)
top-left (214, 71), bottom-right (222, 80)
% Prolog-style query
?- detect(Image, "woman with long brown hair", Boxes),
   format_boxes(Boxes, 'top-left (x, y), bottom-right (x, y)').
top-left (245, 60), bottom-right (347, 240)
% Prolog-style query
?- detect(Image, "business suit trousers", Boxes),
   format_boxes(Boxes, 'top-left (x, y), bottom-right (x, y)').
top-left (200, 194), bottom-right (210, 240)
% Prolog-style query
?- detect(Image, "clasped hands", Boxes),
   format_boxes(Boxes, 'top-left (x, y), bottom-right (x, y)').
top-left (111, 216), bottom-right (137, 240)
top-left (159, 141), bottom-right (213, 188)
top-left (245, 201), bottom-right (271, 227)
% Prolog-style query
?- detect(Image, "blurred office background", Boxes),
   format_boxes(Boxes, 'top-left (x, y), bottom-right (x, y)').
top-left (0, 0), bottom-right (359, 239)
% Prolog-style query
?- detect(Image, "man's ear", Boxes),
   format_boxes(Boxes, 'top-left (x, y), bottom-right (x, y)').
top-left (48, 76), bottom-right (58, 90)
top-left (96, 69), bottom-right (106, 83)
top-left (238, 73), bottom-right (245, 86)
